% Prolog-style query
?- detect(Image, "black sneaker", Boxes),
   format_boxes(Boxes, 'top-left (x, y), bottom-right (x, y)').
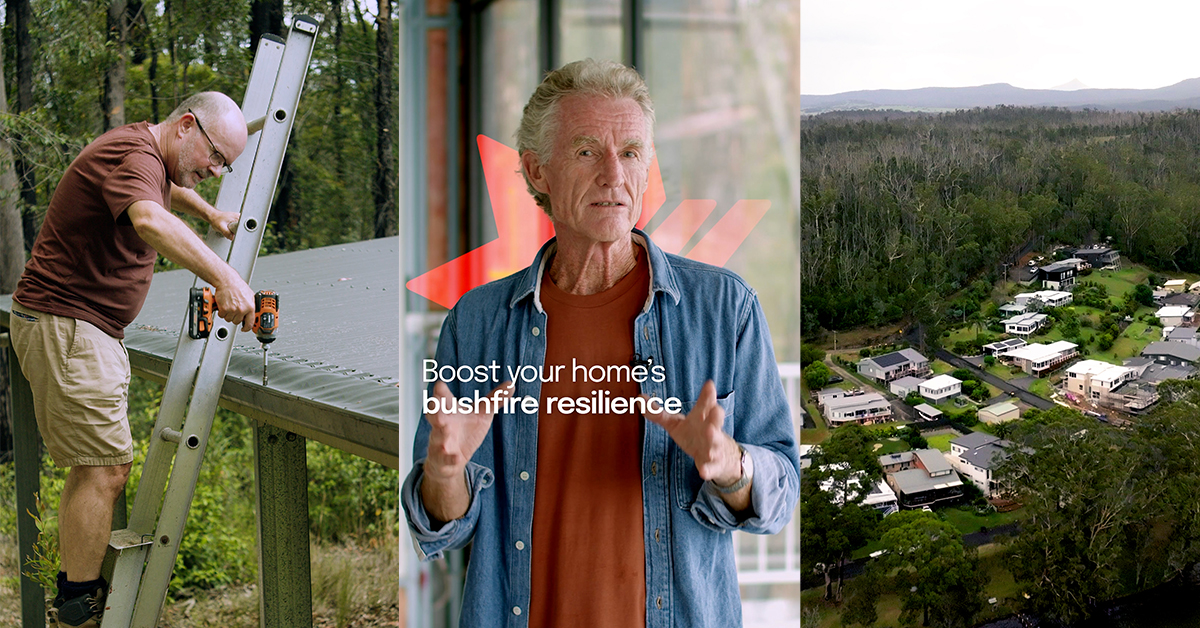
top-left (48, 586), bottom-right (104, 628)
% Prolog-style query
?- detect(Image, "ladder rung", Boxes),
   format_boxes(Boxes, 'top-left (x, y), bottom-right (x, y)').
top-left (109, 529), bottom-right (154, 552)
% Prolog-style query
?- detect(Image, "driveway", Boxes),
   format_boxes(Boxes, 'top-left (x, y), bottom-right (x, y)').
top-left (935, 349), bottom-right (1054, 410)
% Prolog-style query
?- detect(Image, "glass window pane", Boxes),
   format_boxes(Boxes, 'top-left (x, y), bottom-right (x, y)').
top-left (479, 0), bottom-right (542, 241)
top-left (644, 0), bottom-right (800, 363)
top-left (560, 0), bottom-right (623, 65)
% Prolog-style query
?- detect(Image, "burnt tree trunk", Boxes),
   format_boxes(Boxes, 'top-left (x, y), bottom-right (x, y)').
top-left (373, 0), bottom-right (397, 238)
top-left (104, 0), bottom-right (129, 130)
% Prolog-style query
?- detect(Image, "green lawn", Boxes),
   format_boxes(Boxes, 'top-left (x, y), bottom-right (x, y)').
top-left (926, 433), bottom-right (957, 452)
top-left (1088, 266), bottom-right (1150, 298)
top-left (986, 362), bottom-right (1016, 380)
top-left (940, 505), bottom-right (1026, 536)
top-left (875, 438), bottom-right (910, 456)
top-left (1028, 378), bottom-right (1052, 399)
top-left (930, 359), bottom-right (954, 375)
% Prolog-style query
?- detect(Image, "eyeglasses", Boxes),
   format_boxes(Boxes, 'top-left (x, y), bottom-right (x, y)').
top-left (188, 108), bottom-right (232, 174)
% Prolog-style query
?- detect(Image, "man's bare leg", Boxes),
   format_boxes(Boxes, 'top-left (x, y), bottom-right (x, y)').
top-left (59, 463), bottom-right (131, 582)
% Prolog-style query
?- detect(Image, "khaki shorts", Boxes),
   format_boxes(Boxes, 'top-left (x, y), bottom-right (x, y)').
top-left (9, 303), bottom-right (133, 468)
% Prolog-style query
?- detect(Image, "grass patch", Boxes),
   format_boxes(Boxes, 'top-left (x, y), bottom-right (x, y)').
top-left (874, 438), bottom-right (910, 456)
top-left (986, 363), bottom-right (1016, 380)
top-left (1089, 266), bottom-right (1150, 297)
top-left (1028, 378), bottom-right (1052, 399)
top-left (926, 433), bottom-right (957, 452)
top-left (940, 505), bottom-right (1026, 536)
top-left (930, 359), bottom-right (954, 375)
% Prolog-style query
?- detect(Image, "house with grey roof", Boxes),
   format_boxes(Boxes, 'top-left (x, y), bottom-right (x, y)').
top-left (949, 433), bottom-right (1016, 497)
top-left (889, 375), bottom-right (926, 398)
top-left (885, 448), bottom-right (964, 509)
top-left (857, 348), bottom-right (931, 383)
top-left (1142, 341), bottom-right (1200, 368)
top-left (1123, 357), bottom-right (1195, 385)
top-left (1003, 312), bottom-right (1048, 337)
top-left (1165, 326), bottom-right (1200, 347)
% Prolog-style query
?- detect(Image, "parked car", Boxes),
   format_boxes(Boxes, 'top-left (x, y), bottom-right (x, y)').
top-left (827, 374), bottom-right (844, 384)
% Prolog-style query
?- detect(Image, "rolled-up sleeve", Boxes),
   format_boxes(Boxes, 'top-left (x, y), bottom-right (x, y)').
top-left (401, 461), bottom-right (494, 561)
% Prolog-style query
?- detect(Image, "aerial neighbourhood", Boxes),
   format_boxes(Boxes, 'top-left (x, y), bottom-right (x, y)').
top-left (802, 241), bottom-right (1200, 626)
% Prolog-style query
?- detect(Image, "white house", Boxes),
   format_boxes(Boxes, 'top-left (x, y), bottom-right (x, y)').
top-left (1156, 305), bottom-right (1194, 328)
top-left (1001, 341), bottom-right (1079, 377)
top-left (919, 374), bottom-right (962, 404)
top-left (1064, 360), bottom-right (1137, 405)
top-left (1014, 290), bottom-right (1073, 310)
top-left (823, 392), bottom-right (892, 426)
top-left (983, 338), bottom-right (1026, 356)
top-left (819, 467), bottom-right (899, 516)
top-left (1003, 312), bottom-right (1048, 337)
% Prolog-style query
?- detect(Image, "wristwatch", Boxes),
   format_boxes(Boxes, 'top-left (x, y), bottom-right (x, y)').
top-left (712, 444), bottom-right (753, 494)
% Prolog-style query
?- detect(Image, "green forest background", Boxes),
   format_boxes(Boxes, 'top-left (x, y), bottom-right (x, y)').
top-left (0, 1), bottom-right (400, 624)
top-left (802, 106), bottom-right (1200, 342)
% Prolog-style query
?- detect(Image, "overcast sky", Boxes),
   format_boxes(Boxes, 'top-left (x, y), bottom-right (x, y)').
top-left (801, 0), bottom-right (1200, 95)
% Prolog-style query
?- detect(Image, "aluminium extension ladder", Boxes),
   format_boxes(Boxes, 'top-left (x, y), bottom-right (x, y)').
top-left (100, 16), bottom-right (319, 628)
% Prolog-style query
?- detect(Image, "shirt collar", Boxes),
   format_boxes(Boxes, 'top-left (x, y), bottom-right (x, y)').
top-left (508, 228), bottom-right (681, 312)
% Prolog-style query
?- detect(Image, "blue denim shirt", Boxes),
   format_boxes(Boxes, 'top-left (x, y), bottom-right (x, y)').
top-left (402, 230), bottom-right (800, 628)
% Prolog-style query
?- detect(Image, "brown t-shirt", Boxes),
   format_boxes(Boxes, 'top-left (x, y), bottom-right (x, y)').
top-left (529, 249), bottom-right (650, 628)
top-left (15, 121), bottom-right (171, 338)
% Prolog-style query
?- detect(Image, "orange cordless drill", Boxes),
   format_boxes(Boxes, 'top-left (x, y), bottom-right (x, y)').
top-left (188, 287), bottom-right (280, 385)
top-left (253, 291), bottom-right (279, 386)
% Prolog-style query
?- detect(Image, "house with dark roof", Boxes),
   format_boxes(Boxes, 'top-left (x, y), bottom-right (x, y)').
top-left (1123, 357), bottom-right (1195, 384)
top-left (1075, 246), bottom-right (1120, 269)
top-left (1143, 341), bottom-right (1200, 368)
top-left (1164, 292), bottom-right (1200, 308)
top-left (884, 448), bottom-right (964, 509)
top-left (857, 348), bottom-right (931, 383)
top-left (1038, 261), bottom-right (1077, 290)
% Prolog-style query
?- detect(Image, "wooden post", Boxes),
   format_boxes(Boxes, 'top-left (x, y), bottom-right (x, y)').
top-left (10, 341), bottom-right (44, 628)
top-left (254, 422), bottom-right (311, 627)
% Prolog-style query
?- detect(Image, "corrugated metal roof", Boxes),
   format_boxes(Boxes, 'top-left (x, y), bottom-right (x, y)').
top-left (1, 237), bottom-right (400, 468)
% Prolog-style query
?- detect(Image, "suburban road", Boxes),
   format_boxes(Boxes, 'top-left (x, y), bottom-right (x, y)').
top-left (934, 349), bottom-right (1055, 411)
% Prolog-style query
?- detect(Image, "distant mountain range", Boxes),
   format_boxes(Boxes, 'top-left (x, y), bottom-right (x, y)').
top-left (801, 78), bottom-right (1200, 114)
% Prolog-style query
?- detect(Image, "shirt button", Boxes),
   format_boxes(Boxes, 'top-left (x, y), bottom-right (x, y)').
top-left (513, 606), bottom-right (522, 616)
top-left (520, 471), bottom-right (530, 481)
top-left (654, 528), bottom-right (660, 543)
top-left (532, 326), bottom-right (540, 336)
top-left (656, 596), bottom-right (663, 609)
top-left (651, 462), bottom-right (657, 476)
top-left (515, 541), bottom-right (525, 550)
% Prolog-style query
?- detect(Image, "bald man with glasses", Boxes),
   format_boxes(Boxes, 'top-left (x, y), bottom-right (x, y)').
top-left (9, 91), bottom-right (255, 628)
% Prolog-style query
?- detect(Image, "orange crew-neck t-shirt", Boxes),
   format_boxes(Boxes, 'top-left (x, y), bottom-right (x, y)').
top-left (529, 249), bottom-right (651, 628)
